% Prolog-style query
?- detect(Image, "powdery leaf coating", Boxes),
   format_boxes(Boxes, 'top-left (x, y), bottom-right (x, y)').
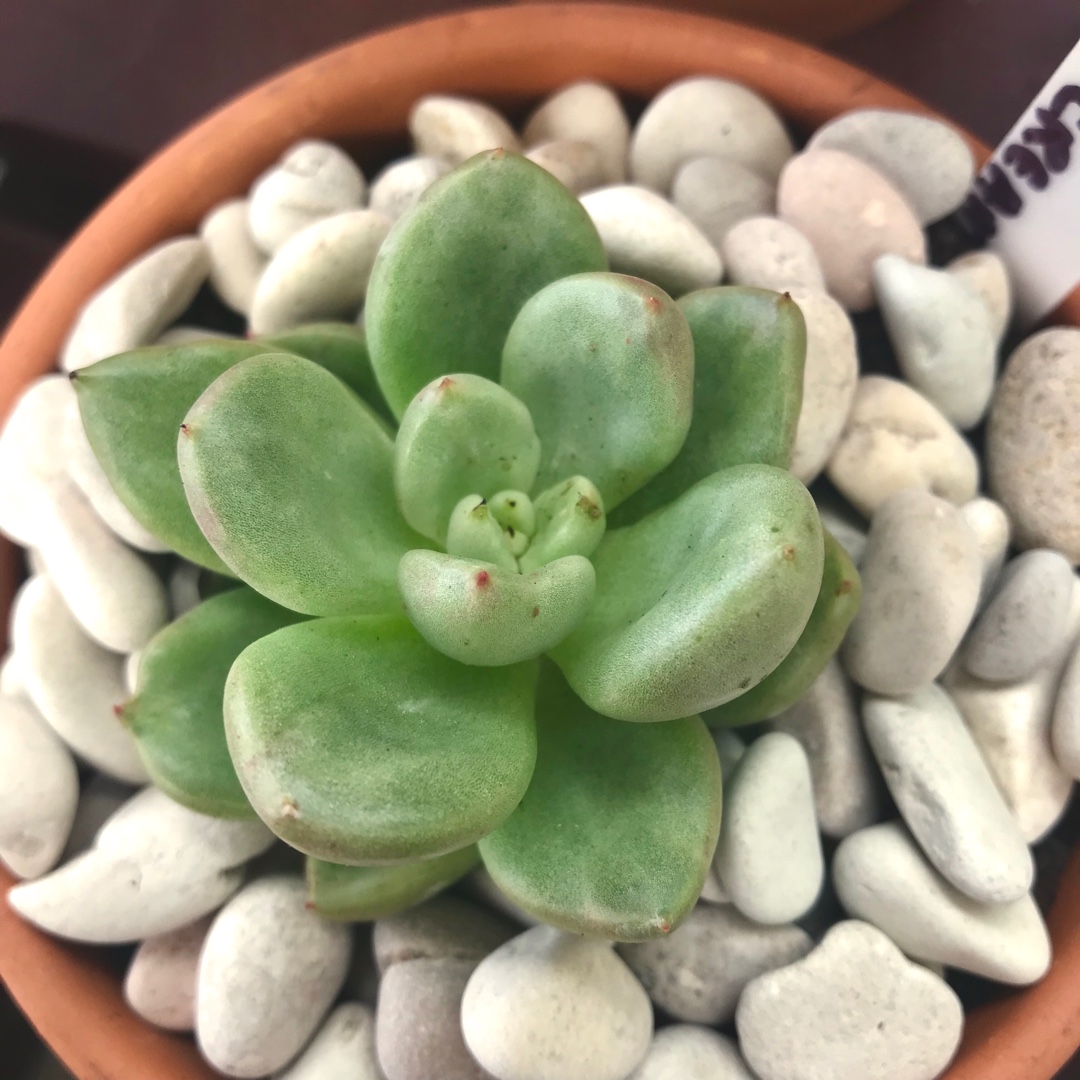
top-left (179, 353), bottom-right (423, 617)
top-left (502, 273), bottom-right (693, 509)
top-left (479, 666), bottom-right (721, 940)
top-left (306, 847), bottom-right (481, 922)
top-left (366, 150), bottom-right (606, 418)
top-left (394, 374), bottom-right (540, 543)
top-left (409, 95), bottom-right (521, 163)
top-left (399, 552), bottom-right (595, 667)
top-left (224, 615), bottom-right (537, 864)
top-left (553, 466), bottom-right (823, 722)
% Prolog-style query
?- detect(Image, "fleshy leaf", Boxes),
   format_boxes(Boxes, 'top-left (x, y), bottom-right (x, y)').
top-left (225, 615), bottom-right (538, 863)
top-left (613, 287), bottom-right (806, 526)
top-left (519, 476), bottom-right (606, 573)
top-left (399, 551), bottom-right (595, 666)
top-left (394, 374), bottom-right (540, 543)
top-left (306, 846), bottom-right (480, 921)
top-left (445, 495), bottom-right (520, 572)
top-left (550, 465), bottom-right (824, 722)
top-left (705, 530), bottom-right (861, 726)
top-left (73, 340), bottom-right (269, 570)
top-left (262, 322), bottom-right (394, 424)
top-left (479, 665), bottom-right (722, 940)
top-left (121, 588), bottom-right (305, 819)
top-left (179, 353), bottom-right (425, 616)
top-left (366, 150), bottom-right (607, 418)
top-left (501, 273), bottom-right (693, 510)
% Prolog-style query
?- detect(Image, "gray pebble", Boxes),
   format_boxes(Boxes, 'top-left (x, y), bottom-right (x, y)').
top-left (842, 490), bottom-right (981, 695)
top-left (721, 216), bottom-right (823, 292)
top-left (124, 915), bottom-right (212, 1031)
top-left (961, 496), bottom-right (1012, 608)
top-left (814, 493), bottom-right (868, 567)
top-left (671, 157), bottom-right (776, 249)
top-left (60, 773), bottom-right (134, 861)
top-left (628, 1026), bottom-right (755, 1080)
top-left (275, 1003), bottom-right (382, 1080)
top-left (369, 155), bottom-right (452, 221)
top-left (619, 903), bottom-right (812, 1025)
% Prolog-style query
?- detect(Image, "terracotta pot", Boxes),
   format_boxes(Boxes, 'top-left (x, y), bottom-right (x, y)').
top-left (1, 5), bottom-right (1078, 1079)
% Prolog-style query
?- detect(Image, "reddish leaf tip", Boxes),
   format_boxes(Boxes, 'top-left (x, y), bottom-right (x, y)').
top-left (475, 570), bottom-right (491, 588)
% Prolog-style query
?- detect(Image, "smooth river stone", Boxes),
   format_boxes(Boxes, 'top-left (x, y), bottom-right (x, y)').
top-left (863, 683), bottom-right (1033, 903)
top-left (200, 198), bottom-right (267, 315)
top-left (124, 915), bottom-right (213, 1031)
top-left (374, 893), bottom-right (517, 973)
top-left (526, 139), bottom-right (606, 194)
top-left (276, 1003), bottom-right (382, 1080)
top-left (988, 328), bottom-right (1080, 563)
top-left (944, 577), bottom-right (1080, 842)
top-left (377, 957), bottom-right (493, 1080)
top-left (773, 659), bottom-right (881, 839)
top-left (248, 140), bottom-right (366, 255)
top-left (834, 822), bottom-right (1050, 985)
top-left (61, 237), bottom-right (210, 371)
top-left (1053, 637), bottom-right (1080, 779)
top-left (814, 492), bottom-right (868, 567)
top-left (827, 375), bottom-right (979, 519)
top-left (961, 496), bottom-right (1012, 607)
top-left (9, 786), bottom-right (274, 943)
top-left (579, 185), bottom-right (722, 295)
top-left (722, 216), bottom-right (822, 292)
top-left (369, 155), bottom-right (452, 221)
top-left (842, 490), bottom-right (981, 696)
top-left (735, 920), bottom-right (963, 1080)
top-left (0, 651), bottom-right (27, 700)
top-left (671, 157), bottom-right (776, 248)
top-left (12, 575), bottom-right (148, 782)
top-left (947, 250), bottom-right (1012, 342)
top-left (874, 255), bottom-right (997, 430)
top-left (462, 925), bottom-right (653, 1080)
top-left (409, 95), bottom-right (521, 163)
top-left (0, 694), bottom-right (78, 879)
top-left (248, 209), bottom-right (393, 334)
top-left (629, 1026), bottom-right (756, 1080)
top-left (965, 549), bottom-right (1075, 682)
top-left (618, 903), bottom-right (812, 1025)
top-left (778, 149), bottom-right (926, 311)
top-left (787, 286), bottom-right (859, 484)
top-left (523, 81), bottom-right (630, 185)
top-left (713, 732), bottom-right (823, 925)
top-left (807, 109), bottom-right (974, 225)
top-left (197, 876), bottom-right (351, 1078)
top-left (61, 774), bottom-right (135, 860)
top-left (630, 77), bottom-right (794, 190)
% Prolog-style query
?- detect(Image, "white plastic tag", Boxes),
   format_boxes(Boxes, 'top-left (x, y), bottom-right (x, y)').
top-left (961, 39), bottom-right (1080, 326)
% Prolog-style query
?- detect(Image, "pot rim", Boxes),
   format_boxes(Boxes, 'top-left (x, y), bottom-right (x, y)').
top-left (2, 5), bottom-right (1079, 1080)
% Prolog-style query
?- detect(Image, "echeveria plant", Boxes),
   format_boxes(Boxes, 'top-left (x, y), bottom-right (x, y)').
top-left (73, 150), bottom-right (860, 940)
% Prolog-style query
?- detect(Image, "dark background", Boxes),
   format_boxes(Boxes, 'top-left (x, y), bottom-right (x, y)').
top-left (2, 0), bottom-right (1080, 1076)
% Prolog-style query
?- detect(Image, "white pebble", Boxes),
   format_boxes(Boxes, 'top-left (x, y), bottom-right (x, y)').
top-left (0, 650), bottom-right (27, 700)
top-left (714, 732), bottom-right (823, 924)
top-left (526, 139), bottom-right (607, 194)
top-left (248, 141), bottom-right (366, 255)
top-left (619, 903), bottom-right (811, 1025)
top-left (843, 490), bottom-right (981, 696)
top-left (155, 325), bottom-right (235, 345)
top-left (947, 250), bottom-right (1012, 342)
top-left (965, 549), bottom-right (1075, 682)
top-left (773, 659), bottom-right (881, 839)
top-left (629, 1026), bottom-right (755, 1080)
top-left (462, 925), bottom-right (653, 1080)
top-left (834, 822), bottom-right (1050, 985)
top-left (827, 375), bottom-right (979, 518)
top-left (630, 77), bottom-right (793, 190)
top-left (721, 216), bottom-right (822, 292)
top-left (961, 496), bottom-right (1012, 608)
top-left (12, 575), bottom-right (147, 782)
top-left (197, 876), bottom-right (351, 1078)
top-left (524, 82), bottom-right (630, 184)
top-left (124, 915), bottom-right (213, 1031)
top-left (787, 286), bottom-right (858, 484)
top-left (0, 694), bottom-right (78, 879)
top-left (579, 185), bottom-right (722, 296)
top-left (1053, 638), bottom-right (1080, 780)
top-left (61, 774), bottom-right (135, 860)
top-left (168, 560), bottom-right (203, 618)
top-left (671, 157), bottom-right (776, 249)
top-left (863, 683), bottom-right (1033, 903)
top-left (735, 920), bottom-right (963, 1080)
top-left (61, 237), bottom-right (210, 371)
top-left (275, 1003), bottom-right (381, 1080)
top-left (200, 199), bottom-right (267, 315)
top-left (409, 95), bottom-right (521, 164)
top-left (248, 209), bottom-right (393, 335)
top-left (369, 156), bottom-right (451, 221)
top-left (815, 493), bottom-right (867, 567)
top-left (874, 254), bottom-right (997, 429)
top-left (8, 786), bottom-right (273, 943)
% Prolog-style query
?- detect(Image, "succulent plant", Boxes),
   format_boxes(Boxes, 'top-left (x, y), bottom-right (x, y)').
top-left (74, 150), bottom-right (859, 941)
